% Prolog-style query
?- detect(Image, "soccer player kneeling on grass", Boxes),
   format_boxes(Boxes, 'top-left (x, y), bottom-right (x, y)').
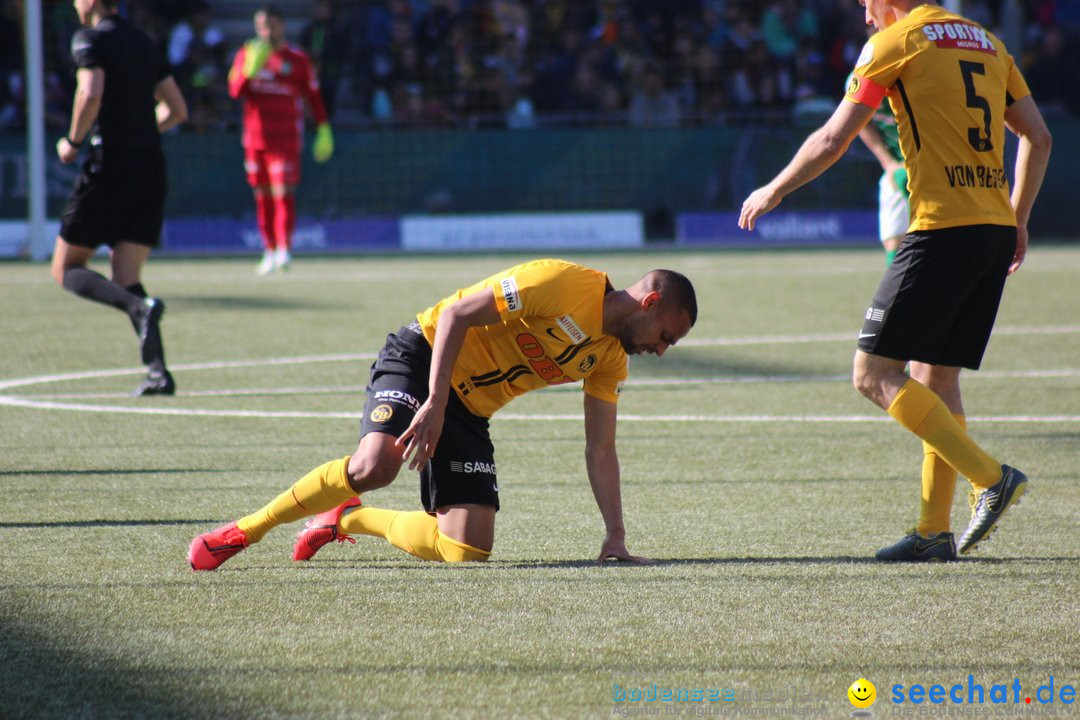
top-left (189, 259), bottom-right (697, 569)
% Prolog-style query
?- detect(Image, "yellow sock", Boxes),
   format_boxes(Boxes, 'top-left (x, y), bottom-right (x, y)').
top-left (916, 413), bottom-right (964, 536)
top-left (435, 532), bottom-right (491, 562)
top-left (237, 456), bottom-right (355, 543)
top-left (887, 379), bottom-right (1001, 488)
top-left (339, 507), bottom-right (490, 562)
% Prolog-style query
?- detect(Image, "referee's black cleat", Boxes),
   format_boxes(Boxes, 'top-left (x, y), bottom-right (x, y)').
top-left (875, 530), bottom-right (957, 562)
top-left (134, 297), bottom-right (166, 365)
top-left (957, 465), bottom-right (1028, 555)
top-left (133, 370), bottom-right (175, 397)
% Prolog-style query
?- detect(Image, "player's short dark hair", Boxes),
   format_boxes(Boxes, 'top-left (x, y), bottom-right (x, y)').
top-left (645, 269), bottom-right (697, 326)
top-left (256, 4), bottom-right (284, 20)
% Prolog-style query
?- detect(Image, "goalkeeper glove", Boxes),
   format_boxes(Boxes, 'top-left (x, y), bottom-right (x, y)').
top-left (242, 39), bottom-right (272, 79)
top-left (892, 167), bottom-right (909, 200)
top-left (313, 123), bottom-right (334, 163)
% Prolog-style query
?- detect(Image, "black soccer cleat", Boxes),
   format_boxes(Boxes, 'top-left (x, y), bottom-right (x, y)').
top-left (875, 530), bottom-right (957, 562)
top-left (957, 465), bottom-right (1028, 555)
top-left (132, 370), bottom-right (175, 397)
top-left (133, 297), bottom-right (166, 366)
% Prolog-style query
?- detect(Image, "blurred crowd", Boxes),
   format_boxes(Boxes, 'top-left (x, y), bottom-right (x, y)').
top-left (3, 0), bottom-right (1080, 132)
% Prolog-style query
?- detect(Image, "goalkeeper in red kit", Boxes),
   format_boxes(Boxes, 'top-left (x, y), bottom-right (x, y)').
top-left (229, 5), bottom-right (332, 275)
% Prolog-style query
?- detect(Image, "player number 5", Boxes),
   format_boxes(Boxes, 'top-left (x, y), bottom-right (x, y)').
top-left (959, 60), bottom-right (993, 152)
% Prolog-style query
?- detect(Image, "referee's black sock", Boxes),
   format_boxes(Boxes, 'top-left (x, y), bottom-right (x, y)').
top-left (127, 282), bottom-right (168, 375)
top-left (62, 267), bottom-right (143, 316)
top-left (124, 282), bottom-right (148, 335)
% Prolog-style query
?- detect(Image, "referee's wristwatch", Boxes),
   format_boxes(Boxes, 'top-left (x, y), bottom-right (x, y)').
top-left (66, 135), bottom-right (84, 148)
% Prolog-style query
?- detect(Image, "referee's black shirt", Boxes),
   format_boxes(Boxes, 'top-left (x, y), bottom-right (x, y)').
top-left (70, 15), bottom-right (171, 152)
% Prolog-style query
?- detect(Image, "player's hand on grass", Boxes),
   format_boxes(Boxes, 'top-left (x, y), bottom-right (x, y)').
top-left (738, 185), bottom-right (782, 232)
top-left (597, 532), bottom-right (653, 565)
top-left (242, 39), bottom-right (272, 78)
top-left (313, 123), bottom-right (334, 163)
top-left (396, 398), bottom-right (445, 471)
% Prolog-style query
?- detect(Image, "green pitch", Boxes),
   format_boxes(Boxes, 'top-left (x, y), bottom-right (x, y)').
top-left (2, 248), bottom-right (1078, 718)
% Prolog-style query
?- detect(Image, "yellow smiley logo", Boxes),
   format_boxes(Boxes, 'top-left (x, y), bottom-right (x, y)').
top-left (848, 678), bottom-right (876, 709)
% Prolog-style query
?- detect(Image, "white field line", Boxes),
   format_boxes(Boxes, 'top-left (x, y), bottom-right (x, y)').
top-left (2, 325), bottom-right (1078, 422)
top-left (0, 354), bottom-right (376, 393)
top-left (680, 323), bottom-right (1080, 347)
top-left (1, 393), bottom-right (1078, 423)
top-left (20, 367), bottom-right (1080, 400)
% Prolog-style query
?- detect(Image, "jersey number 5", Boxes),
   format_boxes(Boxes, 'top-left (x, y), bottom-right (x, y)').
top-left (959, 60), bottom-right (992, 152)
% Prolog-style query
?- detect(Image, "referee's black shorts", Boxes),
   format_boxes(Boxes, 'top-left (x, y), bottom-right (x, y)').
top-left (359, 323), bottom-right (500, 512)
top-left (857, 224), bottom-right (1016, 370)
top-left (60, 147), bottom-right (167, 249)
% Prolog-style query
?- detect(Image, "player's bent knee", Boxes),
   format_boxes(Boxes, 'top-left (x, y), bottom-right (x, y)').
top-left (345, 452), bottom-right (400, 493)
top-left (50, 257), bottom-right (70, 287)
top-left (852, 367), bottom-right (872, 397)
top-left (435, 532), bottom-right (491, 562)
top-left (851, 354), bottom-right (882, 399)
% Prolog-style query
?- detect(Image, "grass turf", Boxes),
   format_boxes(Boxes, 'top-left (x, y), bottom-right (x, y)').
top-left (1, 248), bottom-right (1078, 718)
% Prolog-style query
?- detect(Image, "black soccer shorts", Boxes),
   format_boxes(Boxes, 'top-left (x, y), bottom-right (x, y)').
top-left (857, 224), bottom-right (1016, 369)
top-left (359, 324), bottom-right (500, 511)
top-left (60, 148), bottom-right (167, 249)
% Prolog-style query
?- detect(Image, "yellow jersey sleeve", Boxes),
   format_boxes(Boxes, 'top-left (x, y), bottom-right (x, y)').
top-left (1005, 56), bottom-right (1031, 104)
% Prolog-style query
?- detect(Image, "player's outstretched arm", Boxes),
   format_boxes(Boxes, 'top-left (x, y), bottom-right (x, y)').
top-left (302, 57), bottom-right (333, 163)
top-left (583, 394), bottom-right (652, 564)
top-left (739, 100), bottom-right (874, 231)
top-left (397, 288), bottom-right (502, 471)
top-left (1004, 95), bottom-right (1052, 275)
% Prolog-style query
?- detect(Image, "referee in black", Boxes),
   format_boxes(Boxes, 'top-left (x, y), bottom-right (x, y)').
top-left (51, 0), bottom-right (187, 396)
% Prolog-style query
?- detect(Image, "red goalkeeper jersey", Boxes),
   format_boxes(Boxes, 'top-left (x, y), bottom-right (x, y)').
top-left (228, 43), bottom-right (328, 154)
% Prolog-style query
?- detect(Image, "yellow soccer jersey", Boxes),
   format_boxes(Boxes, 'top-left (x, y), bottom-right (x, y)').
top-left (416, 259), bottom-right (629, 418)
top-left (844, 5), bottom-right (1030, 231)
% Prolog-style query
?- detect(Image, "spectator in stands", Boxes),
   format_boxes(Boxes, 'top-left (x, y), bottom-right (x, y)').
top-left (394, 81), bottom-right (454, 127)
top-left (168, 0), bottom-right (226, 131)
top-left (1024, 27), bottom-right (1080, 118)
top-left (32, 0), bottom-right (1080, 136)
top-left (0, 0), bottom-right (23, 130)
top-left (628, 61), bottom-right (680, 128)
top-left (761, 0), bottom-right (817, 61)
top-left (463, 60), bottom-right (513, 125)
top-left (128, 0), bottom-right (171, 52)
top-left (689, 42), bottom-right (727, 119)
top-left (301, 0), bottom-right (349, 121)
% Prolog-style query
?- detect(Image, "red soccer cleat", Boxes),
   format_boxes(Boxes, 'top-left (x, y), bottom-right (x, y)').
top-left (189, 522), bottom-right (249, 571)
top-left (293, 498), bottom-right (362, 561)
